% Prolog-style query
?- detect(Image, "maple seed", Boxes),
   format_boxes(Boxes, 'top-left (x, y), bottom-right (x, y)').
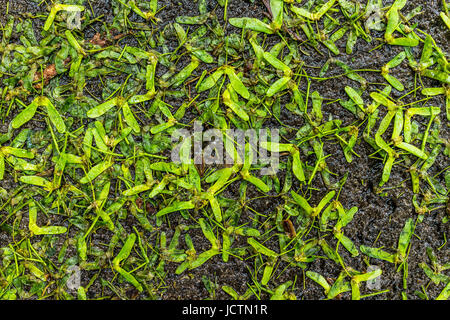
top-left (282, 219), bottom-right (296, 238)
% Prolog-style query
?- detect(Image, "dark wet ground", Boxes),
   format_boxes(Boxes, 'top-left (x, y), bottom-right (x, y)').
top-left (0, 0), bottom-right (448, 300)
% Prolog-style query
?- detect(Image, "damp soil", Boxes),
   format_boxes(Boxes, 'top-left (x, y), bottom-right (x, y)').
top-left (0, 0), bottom-right (448, 300)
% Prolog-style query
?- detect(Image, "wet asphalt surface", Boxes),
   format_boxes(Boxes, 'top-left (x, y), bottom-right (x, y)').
top-left (0, 0), bottom-right (448, 300)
